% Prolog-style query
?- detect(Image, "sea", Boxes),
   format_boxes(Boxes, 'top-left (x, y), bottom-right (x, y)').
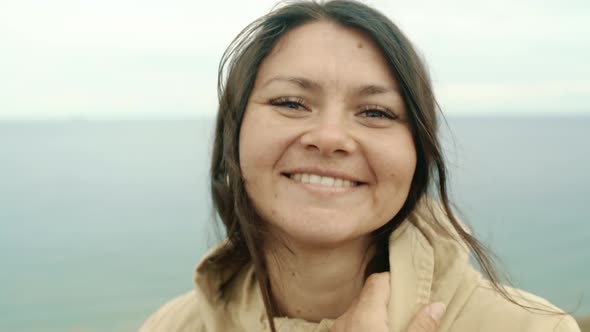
top-left (1, 116), bottom-right (589, 331)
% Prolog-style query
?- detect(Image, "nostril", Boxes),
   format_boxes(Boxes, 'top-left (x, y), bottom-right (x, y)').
top-left (298, 129), bottom-right (357, 156)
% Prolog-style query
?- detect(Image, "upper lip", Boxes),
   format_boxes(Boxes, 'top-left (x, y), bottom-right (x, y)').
top-left (281, 167), bottom-right (366, 184)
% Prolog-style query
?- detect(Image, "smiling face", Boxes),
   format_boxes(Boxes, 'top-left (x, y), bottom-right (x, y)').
top-left (239, 21), bottom-right (417, 248)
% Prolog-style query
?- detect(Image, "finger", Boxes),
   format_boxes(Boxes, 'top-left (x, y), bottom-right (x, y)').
top-left (332, 273), bottom-right (390, 332)
top-left (359, 272), bottom-right (390, 307)
top-left (406, 303), bottom-right (445, 332)
top-left (350, 272), bottom-right (390, 330)
top-left (356, 272), bottom-right (390, 312)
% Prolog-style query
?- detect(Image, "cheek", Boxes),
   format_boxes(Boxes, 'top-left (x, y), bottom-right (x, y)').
top-left (369, 137), bottom-right (416, 224)
top-left (239, 119), bottom-right (273, 214)
top-left (374, 134), bottom-right (417, 188)
top-left (238, 112), bottom-right (257, 182)
top-left (239, 123), bottom-right (265, 183)
top-left (238, 110), bottom-right (286, 182)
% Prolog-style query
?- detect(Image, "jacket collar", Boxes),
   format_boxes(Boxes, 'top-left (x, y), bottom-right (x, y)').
top-left (193, 199), bottom-right (480, 332)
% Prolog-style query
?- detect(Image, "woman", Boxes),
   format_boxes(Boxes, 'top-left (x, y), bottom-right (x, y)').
top-left (141, 1), bottom-right (580, 331)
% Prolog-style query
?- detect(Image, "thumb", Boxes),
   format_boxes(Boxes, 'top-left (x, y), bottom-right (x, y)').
top-left (406, 303), bottom-right (445, 332)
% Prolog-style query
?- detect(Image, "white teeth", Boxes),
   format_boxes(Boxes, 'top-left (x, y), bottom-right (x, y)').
top-left (309, 174), bottom-right (321, 184)
top-left (288, 173), bottom-right (357, 187)
top-left (320, 176), bottom-right (335, 186)
top-left (301, 173), bottom-right (310, 183)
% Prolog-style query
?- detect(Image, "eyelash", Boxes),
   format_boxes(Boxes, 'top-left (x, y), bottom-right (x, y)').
top-left (269, 97), bottom-right (309, 111)
top-left (269, 97), bottom-right (398, 120)
top-left (358, 105), bottom-right (398, 120)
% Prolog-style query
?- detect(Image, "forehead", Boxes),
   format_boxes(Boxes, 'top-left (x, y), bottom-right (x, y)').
top-left (255, 21), bottom-right (398, 90)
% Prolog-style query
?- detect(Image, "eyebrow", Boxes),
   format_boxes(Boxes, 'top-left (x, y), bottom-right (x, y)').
top-left (261, 75), bottom-right (399, 96)
top-left (262, 75), bottom-right (321, 91)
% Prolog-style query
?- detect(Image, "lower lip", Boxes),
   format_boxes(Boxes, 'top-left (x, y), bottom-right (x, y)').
top-left (282, 175), bottom-right (365, 195)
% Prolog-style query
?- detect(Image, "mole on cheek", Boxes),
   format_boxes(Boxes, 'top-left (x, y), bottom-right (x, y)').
top-left (357, 42), bottom-right (363, 49)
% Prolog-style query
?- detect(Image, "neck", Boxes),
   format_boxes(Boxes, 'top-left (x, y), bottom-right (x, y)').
top-left (265, 235), bottom-right (376, 322)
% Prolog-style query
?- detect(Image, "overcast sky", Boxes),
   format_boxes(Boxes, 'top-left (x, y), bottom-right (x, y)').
top-left (1, 0), bottom-right (588, 120)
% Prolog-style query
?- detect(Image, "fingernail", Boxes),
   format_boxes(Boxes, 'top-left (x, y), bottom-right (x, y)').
top-left (427, 303), bottom-right (446, 322)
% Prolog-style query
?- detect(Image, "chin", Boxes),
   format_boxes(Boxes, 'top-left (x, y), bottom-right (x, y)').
top-left (268, 213), bottom-right (373, 248)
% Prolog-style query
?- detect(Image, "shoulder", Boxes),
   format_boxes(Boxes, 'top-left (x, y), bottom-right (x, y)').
top-left (451, 281), bottom-right (580, 332)
top-left (139, 291), bottom-right (204, 332)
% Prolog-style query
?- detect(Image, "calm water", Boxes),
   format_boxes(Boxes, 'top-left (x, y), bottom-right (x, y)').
top-left (1, 116), bottom-right (588, 331)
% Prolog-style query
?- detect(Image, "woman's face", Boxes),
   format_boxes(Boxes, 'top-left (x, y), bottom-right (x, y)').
top-left (239, 21), bottom-right (416, 247)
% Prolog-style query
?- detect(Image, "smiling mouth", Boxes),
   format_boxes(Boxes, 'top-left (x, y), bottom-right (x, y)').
top-left (282, 173), bottom-right (364, 188)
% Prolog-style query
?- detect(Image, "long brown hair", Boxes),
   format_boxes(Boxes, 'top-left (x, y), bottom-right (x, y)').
top-left (209, 1), bottom-right (548, 331)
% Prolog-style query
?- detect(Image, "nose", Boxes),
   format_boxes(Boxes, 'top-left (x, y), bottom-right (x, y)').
top-left (299, 113), bottom-right (357, 156)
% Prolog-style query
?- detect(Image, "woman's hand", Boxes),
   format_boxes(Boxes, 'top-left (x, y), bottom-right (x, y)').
top-left (331, 272), bottom-right (445, 332)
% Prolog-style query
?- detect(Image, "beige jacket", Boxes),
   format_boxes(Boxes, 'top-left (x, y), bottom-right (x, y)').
top-left (140, 202), bottom-right (580, 331)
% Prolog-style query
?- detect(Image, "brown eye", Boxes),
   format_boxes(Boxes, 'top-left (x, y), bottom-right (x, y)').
top-left (359, 108), bottom-right (397, 120)
top-left (270, 97), bottom-right (309, 111)
top-left (282, 101), bottom-right (304, 110)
